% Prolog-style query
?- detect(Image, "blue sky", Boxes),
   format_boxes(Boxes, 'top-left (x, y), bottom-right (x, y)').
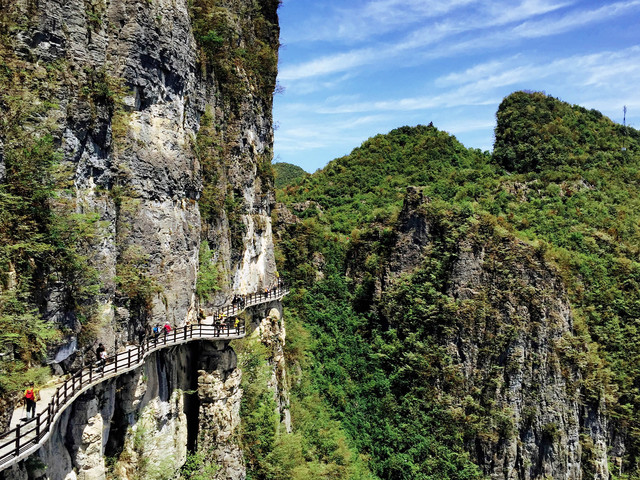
top-left (272, 0), bottom-right (640, 173)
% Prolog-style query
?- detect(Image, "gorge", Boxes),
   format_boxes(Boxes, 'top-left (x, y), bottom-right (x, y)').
top-left (2, 0), bottom-right (640, 479)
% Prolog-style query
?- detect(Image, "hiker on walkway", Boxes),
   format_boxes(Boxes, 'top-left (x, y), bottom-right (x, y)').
top-left (137, 327), bottom-right (145, 345)
top-left (216, 313), bottom-right (226, 331)
top-left (163, 321), bottom-right (172, 334)
top-left (24, 384), bottom-right (38, 420)
top-left (96, 343), bottom-right (107, 370)
top-left (153, 324), bottom-right (161, 337)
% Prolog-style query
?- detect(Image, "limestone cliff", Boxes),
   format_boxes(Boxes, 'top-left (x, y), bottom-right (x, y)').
top-left (0, 0), bottom-right (280, 478)
top-left (0, 0), bottom-right (279, 351)
top-left (346, 187), bottom-right (619, 479)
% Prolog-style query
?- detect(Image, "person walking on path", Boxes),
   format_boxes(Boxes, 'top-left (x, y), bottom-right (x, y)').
top-left (96, 343), bottom-right (106, 371)
top-left (23, 384), bottom-right (38, 420)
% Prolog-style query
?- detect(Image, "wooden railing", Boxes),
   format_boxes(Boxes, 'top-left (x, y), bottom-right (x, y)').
top-left (205, 280), bottom-right (286, 322)
top-left (0, 284), bottom-right (288, 472)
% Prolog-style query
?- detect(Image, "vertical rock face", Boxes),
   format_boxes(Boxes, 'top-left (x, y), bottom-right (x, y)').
top-left (360, 189), bottom-right (612, 480)
top-left (5, 0), bottom-right (279, 347)
top-left (197, 341), bottom-right (245, 480)
top-left (19, 0), bottom-right (206, 338)
top-left (253, 304), bottom-right (291, 433)
top-left (1, 0), bottom-right (280, 478)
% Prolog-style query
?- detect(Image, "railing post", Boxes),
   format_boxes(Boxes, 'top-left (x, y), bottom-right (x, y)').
top-left (15, 422), bottom-right (20, 457)
top-left (36, 412), bottom-right (41, 440)
top-left (173, 328), bottom-right (177, 343)
top-left (89, 364), bottom-right (93, 383)
top-left (64, 380), bottom-right (68, 402)
top-left (128, 349), bottom-right (132, 368)
top-left (114, 352), bottom-right (118, 373)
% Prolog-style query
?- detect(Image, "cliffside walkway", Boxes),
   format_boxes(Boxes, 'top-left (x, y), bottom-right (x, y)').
top-left (0, 284), bottom-right (289, 472)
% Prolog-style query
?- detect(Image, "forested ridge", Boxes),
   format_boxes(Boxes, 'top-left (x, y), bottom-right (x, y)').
top-left (263, 91), bottom-right (640, 479)
top-left (273, 162), bottom-right (307, 189)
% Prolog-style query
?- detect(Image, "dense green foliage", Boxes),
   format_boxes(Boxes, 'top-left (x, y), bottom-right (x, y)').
top-left (273, 162), bottom-right (307, 189)
top-left (195, 240), bottom-right (221, 302)
top-left (235, 326), bottom-right (373, 480)
top-left (188, 0), bottom-right (280, 106)
top-left (276, 213), bottom-right (486, 479)
top-left (277, 124), bottom-right (491, 234)
top-left (494, 90), bottom-right (638, 173)
top-left (274, 92), bottom-right (640, 478)
top-left (0, 33), bottom-right (105, 393)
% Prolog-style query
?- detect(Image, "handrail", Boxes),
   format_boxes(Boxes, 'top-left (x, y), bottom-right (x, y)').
top-left (0, 284), bottom-right (289, 472)
top-left (206, 280), bottom-right (286, 322)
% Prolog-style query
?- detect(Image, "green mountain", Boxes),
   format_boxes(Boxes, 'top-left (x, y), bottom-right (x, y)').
top-left (273, 161), bottom-right (307, 189)
top-left (277, 124), bottom-right (491, 234)
top-left (271, 91), bottom-right (640, 479)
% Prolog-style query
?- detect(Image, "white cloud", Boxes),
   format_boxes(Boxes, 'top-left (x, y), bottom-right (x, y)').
top-left (279, 49), bottom-right (378, 81)
top-left (512, 0), bottom-right (640, 38)
top-left (490, 0), bottom-right (573, 25)
top-left (279, 0), bottom-right (584, 82)
top-left (284, 0), bottom-right (478, 44)
top-left (282, 46), bottom-right (640, 119)
top-left (436, 59), bottom-right (520, 87)
top-left (437, 46), bottom-right (640, 92)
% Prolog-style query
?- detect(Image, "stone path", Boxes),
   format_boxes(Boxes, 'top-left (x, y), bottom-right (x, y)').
top-left (9, 379), bottom-right (61, 431)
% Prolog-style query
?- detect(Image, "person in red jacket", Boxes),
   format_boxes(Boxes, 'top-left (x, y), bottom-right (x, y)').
top-left (163, 321), bottom-right (172, 334)
top-left (24, 384), bottom-right (38, 420)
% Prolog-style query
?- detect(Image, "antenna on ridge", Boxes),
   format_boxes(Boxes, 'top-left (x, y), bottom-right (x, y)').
top-left (622, 106), bottom-right (627, 152)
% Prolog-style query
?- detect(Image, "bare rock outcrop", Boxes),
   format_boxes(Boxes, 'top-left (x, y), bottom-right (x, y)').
top-left (197, 341), bottom-right (245, 480)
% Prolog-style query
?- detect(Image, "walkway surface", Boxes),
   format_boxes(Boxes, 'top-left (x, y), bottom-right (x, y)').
top-left (0, 284), bottom-right (288, 472)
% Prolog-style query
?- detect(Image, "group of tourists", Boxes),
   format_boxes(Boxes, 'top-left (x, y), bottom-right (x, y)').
top-left (92, 321), bottom-right (173, 372)
top-left (152, 321), bottom-right (172, 337)
top-left (263, 277), bottom-right (284, 298)
top-left (230, 278), bottom-right (285, 307)
top-left (20, 319), bottom-right (174, 421)
top-left (19, 280), bottom-right (286, 422)
top-left (231, 294), bottom-right (246, 309)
